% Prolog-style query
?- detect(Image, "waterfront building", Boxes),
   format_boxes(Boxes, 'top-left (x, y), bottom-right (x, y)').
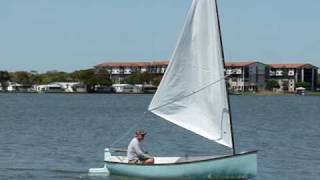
top-left (55, 82), bottom-right (85, 93)
top-left (269, 64), bottom-right (318, 92)
top-left (140, 84), bottom-right (157, 94)
top-left (7, 82), bottom-right (21, 92)
top-left (71, 84), bottom-right (87, 93)
top-left (95, 61), bottom-right (169, 83)
top-left (35, 83), bottom-right (64, 93)
top-left (111, 84), bottom-right (157, 93)
top-left (225, 61), bottom-right (268, 92)
top-left (95, 85), bottom-right (113, 93)
top-left (112, 84), bottom-right (137, 93)
top-left (34, 82), bottom-right (86, 93)
top-left (7, 82), bottom-right (32, 92)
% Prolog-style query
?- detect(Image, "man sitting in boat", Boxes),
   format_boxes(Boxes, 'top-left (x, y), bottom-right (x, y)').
top-left (127, 130), bottom-right (154, 164)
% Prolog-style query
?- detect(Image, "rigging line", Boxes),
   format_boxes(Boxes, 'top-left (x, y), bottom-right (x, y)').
top-left (109, 108), bottom-right (151, 147)
top-left (148, 71), bottom-right (237, 113)
top-left (109, 124), bottom-right (139, 148)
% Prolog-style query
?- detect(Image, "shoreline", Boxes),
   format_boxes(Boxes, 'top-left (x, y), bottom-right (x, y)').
top-left (1, 91), bottom-right (320, 96)
top-left (232, 91), bottom-right (320, 96)
top-left (0, 91), bottom-right (154, 95)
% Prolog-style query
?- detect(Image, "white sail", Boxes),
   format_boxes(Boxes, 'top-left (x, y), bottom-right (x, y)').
top-left (148, 0), bottom-right (233, 148)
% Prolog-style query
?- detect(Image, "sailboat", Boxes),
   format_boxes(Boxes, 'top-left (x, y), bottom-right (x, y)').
top-left (89, 0), bottom-right (257, 179)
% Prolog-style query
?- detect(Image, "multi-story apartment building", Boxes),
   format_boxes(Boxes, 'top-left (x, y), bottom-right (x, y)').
top-left (96, 60), bottom-right (318, 92)
top-left (269, 64), bottom-right (318, 92)
top-left (225, 61), bottom-right (268, 92)
top-left (95, 61), bottom-right (169, 83)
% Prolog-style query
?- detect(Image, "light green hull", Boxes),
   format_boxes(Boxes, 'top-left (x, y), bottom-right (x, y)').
top-left (105, 151), bottom-right (257, 179)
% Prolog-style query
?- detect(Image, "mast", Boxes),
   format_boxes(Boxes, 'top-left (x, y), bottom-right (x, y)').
top-left (215, 0), bottom-right (236, 155)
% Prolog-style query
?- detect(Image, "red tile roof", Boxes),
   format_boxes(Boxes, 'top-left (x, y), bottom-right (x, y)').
top-left (225, 61), bottom-right (257, 67)
top-left (96, 60), bottom-right (169, 68)
top-left (96, 61), bottom-right (317, 69)
top-left (98, 60), bottom-right (259, 68)
top-left (270, 64), bottom-right (317, 69)
top-left (149, 60), bottom-right (170, 66)
top-left (97, 62), bottom-right (147, 67)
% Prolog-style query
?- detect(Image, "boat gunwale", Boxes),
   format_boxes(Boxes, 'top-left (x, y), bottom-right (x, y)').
top-left (105, 150), bottom-right (257, 166)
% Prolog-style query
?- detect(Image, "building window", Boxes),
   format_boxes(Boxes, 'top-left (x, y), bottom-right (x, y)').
top-left (276, 70), bottom-right (283, 76)
top-left (288, 70), bottom-right (295, 76)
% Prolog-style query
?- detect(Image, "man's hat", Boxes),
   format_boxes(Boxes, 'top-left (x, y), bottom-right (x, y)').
top-left (136, 130), bottom-right (147, 136)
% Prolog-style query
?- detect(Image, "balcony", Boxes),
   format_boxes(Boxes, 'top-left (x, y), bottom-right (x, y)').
top-left (235, 69), bottom-right (242, 74)
top-left (276, 70), bottom-right (283, 76)
top-left (288, 70), bottom-right (295, 76)
top-left (269, 71), bottom-right (276, 76)
top-left (111, 69), bottom-right (120, 75)
top-left (124, 68), bottom-right (132, 74)
top-left (226, 69), bottom-right (233, 75)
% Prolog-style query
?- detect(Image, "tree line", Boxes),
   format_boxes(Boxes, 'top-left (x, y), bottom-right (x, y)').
top-left (2, 69), bottom-right (317, 92)
top-left (0, 69), bottom-right (162, 91)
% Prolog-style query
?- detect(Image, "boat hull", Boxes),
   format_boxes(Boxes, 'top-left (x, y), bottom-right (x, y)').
top-left (105, 151), bottom-right (257, 179)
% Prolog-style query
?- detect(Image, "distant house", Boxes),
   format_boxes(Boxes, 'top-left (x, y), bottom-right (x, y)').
top-left (141, 84), bottom-right (157, 94)
top-left (73, 84), bottom-right (87, 93)
top-left (54, 82), bottom-right (85, 93)
top-left (111, 84), bottom-right (147, 93)
top-left (269, 64), bottom-right (318, 92)
top-left (7, 82), bottom-right (20, 92)
top-left (34, 82), bottom-right (86, 93)
top-left (95, 85), bottom-right (113, 93)
top-left (35, 83), bottom-right (64, 93)
top-left (95, 60), bottom-right (169, 83)
top-left (7, 82), bottom-right (32, 92)
top-left (225, 61), bottom-right (268, 92)
top-left (112, 84), bottom-right (136, 93)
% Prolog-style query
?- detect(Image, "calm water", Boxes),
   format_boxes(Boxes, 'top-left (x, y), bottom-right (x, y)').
top-left (0, 93), bottom-right (319, 180)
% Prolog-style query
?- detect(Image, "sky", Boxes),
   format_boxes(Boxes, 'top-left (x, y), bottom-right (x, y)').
top-left (1, 0), bottom-right (320, 72)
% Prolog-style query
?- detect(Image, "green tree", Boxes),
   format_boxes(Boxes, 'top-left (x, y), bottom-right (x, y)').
top-left (153, 75), bottom-right (163, 86)
top-left (10, 71), bottom-right (32, 85)
top-left (30, 74), bottom-right (45, 84)
top-left (71, 69), bottom-right (111, 92)
top-left (295, 82), bottom-right (310, 89)
top-left (43, 71), bottom-right (71, 83)
top-left (94, 69), bottom-right (112, 86)
top-left (125, 72), bottom-right (156, 85)
top-left (125, 73), bottom-right (141, 84)
top-left (0, 71), bottom-right (10, 90)
top-left (266, 79), bottom-right (280, 90)
top-left (317, 74), bottom-right (320, 89)
top-left (27, 71), bottom-right (69, 85)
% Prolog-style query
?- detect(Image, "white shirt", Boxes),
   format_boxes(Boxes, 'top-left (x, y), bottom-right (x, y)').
top-left (127, 137), bottom-right (144, 161)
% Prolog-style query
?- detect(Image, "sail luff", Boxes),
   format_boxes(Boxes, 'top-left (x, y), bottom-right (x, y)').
top-left (214, 0), bottom-right (236, 154)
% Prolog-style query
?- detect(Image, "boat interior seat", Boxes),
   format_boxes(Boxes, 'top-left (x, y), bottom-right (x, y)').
top-left (107, 156), bottom-right (217, 164)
